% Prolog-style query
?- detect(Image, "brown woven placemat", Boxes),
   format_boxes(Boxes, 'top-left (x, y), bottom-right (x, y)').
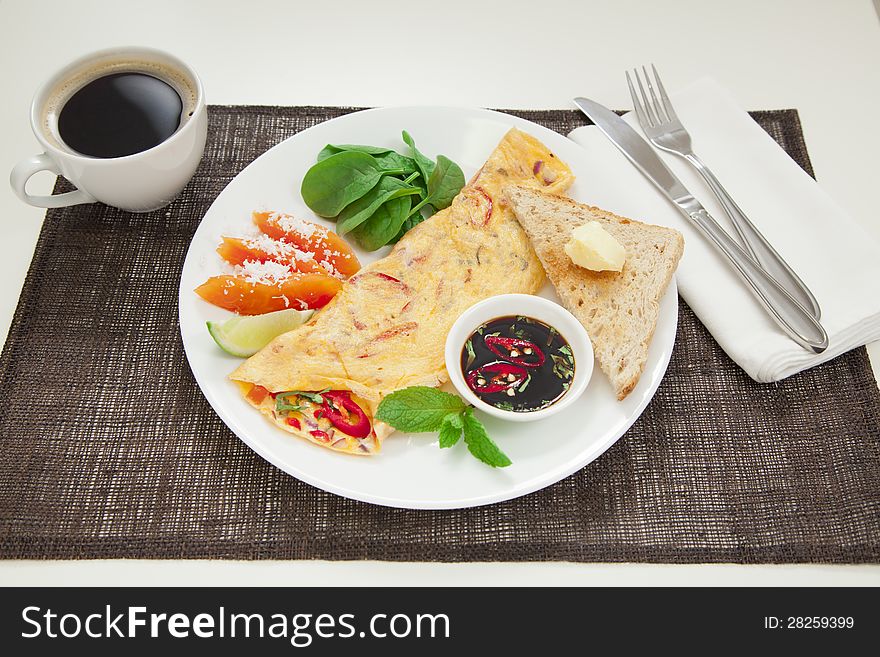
top-left (0, 106), bottom-right (878, 563)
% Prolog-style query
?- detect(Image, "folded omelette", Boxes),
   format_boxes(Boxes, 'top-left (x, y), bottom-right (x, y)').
top-left (231, 128), bottom-right (574, 454)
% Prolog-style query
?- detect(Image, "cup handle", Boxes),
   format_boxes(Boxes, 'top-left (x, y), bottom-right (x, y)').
top-left (10, 153), bottom-right (95, 208)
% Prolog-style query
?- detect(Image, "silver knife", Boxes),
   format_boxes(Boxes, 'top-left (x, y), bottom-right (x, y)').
top-left (573, 96), bottom-right (828, 354)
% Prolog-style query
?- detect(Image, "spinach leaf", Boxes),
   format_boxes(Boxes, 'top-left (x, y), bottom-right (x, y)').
top-left (401, 130), bottom-right (436, 187)
top-left (316, 145), bottom-right (340, 162)
top-left (336, 175), bottom-right (422, 235)
top-left (392, 212), bottom-right (428, 243)
top-left (303, 132), bottom-right (466, 250)
top-left (424, 155), bottom-right (465, 210)
top-left (373, 151), bottom-right (419, 174)
top-left (351, 194), bottom-right (413, 251)
top-left (318, 145), bottom-right (418, 175)
top-left (318, 143), bottom-right (395, 161)
top-left (405, 154), bottom-right (465, 218)
top-left (301, 151), bottom-right (403, 217)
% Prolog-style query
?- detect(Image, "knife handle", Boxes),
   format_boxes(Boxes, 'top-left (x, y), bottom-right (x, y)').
top-left (687, 208), bottom-right (828, 353)
top-left (685, 153), bottom-right (822, 320)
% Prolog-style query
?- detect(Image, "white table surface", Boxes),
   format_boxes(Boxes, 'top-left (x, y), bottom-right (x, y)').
top-left (1, 0), bottom-right (878, 586)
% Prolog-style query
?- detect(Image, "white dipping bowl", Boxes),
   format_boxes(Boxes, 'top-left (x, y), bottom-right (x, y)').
top-left (444, 294), bottom-right (593, 422)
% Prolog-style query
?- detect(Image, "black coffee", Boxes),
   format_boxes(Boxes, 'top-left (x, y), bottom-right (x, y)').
top-left (58, 72), bottom-right (183, 158)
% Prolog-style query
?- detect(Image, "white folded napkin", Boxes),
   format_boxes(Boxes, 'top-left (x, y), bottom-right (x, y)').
top-left (567, 77), bottom-right (880, 382)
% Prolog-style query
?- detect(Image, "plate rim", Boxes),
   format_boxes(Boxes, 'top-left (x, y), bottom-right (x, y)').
top-left (178, 104), bottom-right (678, 509)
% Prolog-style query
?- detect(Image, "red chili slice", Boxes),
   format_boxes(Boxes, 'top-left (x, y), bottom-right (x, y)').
top-left (466, 361), bottom-right (528, 394)
top-left (309, 429), bottom-right (331, 442)
top-left (286, 417), bottom-right (301, 430)
top-left (350, 271), bottom-right (411, 293)
top-left (462, 186), bottom-right (493, 226)
top-left (474, 186), bottom-right (493, 225)
top-left (484, 335), bottom-right (545, 367)
top-left (320, 391), bottom-right (372, 438)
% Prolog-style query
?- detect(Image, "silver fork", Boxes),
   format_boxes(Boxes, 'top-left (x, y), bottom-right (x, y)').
top-left (627, 65), bottom-right (821, 320)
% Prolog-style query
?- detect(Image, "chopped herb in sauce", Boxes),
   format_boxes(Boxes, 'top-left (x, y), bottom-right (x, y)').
top-left (460, 315), bottom-right (575, 413)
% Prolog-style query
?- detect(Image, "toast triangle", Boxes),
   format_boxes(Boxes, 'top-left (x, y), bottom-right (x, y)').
top-left (504, 185), bottom-right (684, 400)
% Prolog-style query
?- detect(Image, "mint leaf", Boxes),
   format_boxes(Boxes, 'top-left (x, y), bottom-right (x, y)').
top-left (445, 412), bottom-right (463, 429)
top-left (438, 413), bottom-right (463, 448)
top-left (461, 409), bottom-right (511, 468)
top-left (376, 386), bottom-right (467, 432)
top-left (376, 387), bottom-right (510, 468)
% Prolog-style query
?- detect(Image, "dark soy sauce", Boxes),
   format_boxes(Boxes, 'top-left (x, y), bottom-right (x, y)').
top-left (58, 72), bottom-right (183, 158)
top-left (461, 315), bottom-right (575, 413)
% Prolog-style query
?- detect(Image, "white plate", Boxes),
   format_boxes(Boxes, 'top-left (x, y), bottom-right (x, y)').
top-left (178, 106), bottom-right (677, 509)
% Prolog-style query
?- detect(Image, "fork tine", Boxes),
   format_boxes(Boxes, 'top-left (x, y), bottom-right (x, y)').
top-left (651, 63), bottom-right (676, 122)
top-left (626, 71), bottom-right (651, 129)
top-left (633, 68), bottom-right (659, 127)
top-left (642, 65), bottom-right (667, 123)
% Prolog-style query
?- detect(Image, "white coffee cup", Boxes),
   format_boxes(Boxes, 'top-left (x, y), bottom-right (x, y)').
top-left (10, 46), bottom-right (207, 213)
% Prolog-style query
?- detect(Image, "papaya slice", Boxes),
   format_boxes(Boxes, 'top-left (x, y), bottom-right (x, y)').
top-left (253, 211), bottom-right (361, 277)
top-left (216, 236), bottom-right (329, 276)
top-left (195, 272), bottom-right (342, 315)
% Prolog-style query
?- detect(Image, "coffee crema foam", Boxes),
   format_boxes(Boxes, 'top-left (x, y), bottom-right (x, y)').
top-left (40, 57), bottom-right (199, 154)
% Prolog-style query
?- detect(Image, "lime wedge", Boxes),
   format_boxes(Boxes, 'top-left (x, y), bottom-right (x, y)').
top-left (207, 308), bottom-right (314, 357)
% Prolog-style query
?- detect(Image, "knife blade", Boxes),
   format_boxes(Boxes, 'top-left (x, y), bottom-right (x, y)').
top-left (572, 96), bottom-right (828, 354)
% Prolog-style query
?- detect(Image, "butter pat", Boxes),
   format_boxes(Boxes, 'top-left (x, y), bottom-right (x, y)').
top-left (564, 221), bottom-right (626, 272)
